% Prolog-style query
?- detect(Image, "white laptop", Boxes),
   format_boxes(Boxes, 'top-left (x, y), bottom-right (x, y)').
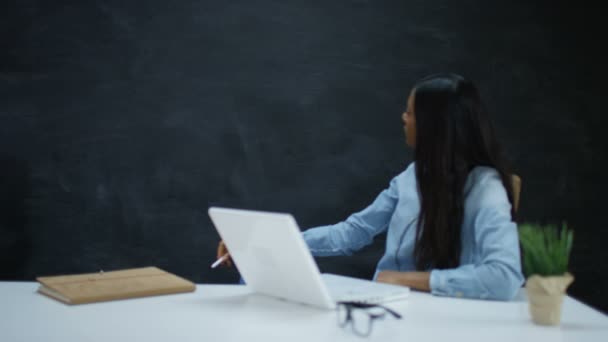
top-left (208, 207), bottom-right (410, 310)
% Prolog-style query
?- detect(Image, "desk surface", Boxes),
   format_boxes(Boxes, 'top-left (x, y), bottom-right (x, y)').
top-left (1, 281), bottom-right (607, 342)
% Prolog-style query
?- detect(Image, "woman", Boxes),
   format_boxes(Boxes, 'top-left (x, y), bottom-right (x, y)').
top-left (218, 73), bottom-right (524, 300)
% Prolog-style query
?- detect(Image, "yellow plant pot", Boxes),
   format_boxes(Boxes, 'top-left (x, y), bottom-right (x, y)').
top-left (525, 272), bottom-right (574, 325)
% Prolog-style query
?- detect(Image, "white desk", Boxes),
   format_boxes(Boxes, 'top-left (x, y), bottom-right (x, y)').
top-left (1, 281), bottom-right (606, 341)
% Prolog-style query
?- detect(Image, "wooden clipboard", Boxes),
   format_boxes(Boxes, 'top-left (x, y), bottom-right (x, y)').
top-left (37, 266), bottom-right (196, 305)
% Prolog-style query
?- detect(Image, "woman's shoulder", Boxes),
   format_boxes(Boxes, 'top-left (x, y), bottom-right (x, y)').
top-left (385, 162), bottom-right (417, 193)
top-left (465, 166), bottom-right (510, 210)
top-left (393, 161), bottom-right (416, 181)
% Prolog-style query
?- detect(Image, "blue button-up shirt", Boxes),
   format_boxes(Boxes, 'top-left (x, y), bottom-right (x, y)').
top-left (303, 162), bottom-right (524, 300)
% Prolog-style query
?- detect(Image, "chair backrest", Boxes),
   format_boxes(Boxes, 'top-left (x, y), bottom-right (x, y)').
top-left (511, 174), bottom-right (525, 287)
top-left (511, 174), bottom-right (521, 213)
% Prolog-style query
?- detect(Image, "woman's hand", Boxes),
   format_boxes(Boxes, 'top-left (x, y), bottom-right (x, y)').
top-left (376, 271), bottom-right (431, 292)
top-left (215, 240), bottom-right (233, 267)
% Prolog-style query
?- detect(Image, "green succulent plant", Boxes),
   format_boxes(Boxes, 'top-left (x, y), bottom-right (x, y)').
top-left (518, 222), bottom-right (573, 277)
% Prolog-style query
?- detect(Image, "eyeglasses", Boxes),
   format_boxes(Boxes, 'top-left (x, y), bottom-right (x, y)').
top-left (337, 301), bottom-right (402, 337)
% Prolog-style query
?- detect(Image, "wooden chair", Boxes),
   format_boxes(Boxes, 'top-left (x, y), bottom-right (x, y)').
top-left (511, 174), bottom-right (521, 213)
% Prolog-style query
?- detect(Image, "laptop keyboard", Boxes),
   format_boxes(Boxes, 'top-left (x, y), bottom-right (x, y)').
top-left (321, 273), bottom-right (410, 304)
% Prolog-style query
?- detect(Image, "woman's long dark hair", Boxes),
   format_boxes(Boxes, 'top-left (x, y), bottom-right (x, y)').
top-left (412, 73), bottom-right (515, 270)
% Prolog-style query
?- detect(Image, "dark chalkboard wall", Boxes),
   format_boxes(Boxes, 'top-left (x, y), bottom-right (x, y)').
top-left (1, 0), bottom-right (606, 312)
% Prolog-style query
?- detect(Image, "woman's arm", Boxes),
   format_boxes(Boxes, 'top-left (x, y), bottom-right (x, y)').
top-left (427, 204), bottom-right (524, 300)
top-left (303, 175), bottom-right (401, 256)
top-left (377, 204), bottom-right (523, 300)
top-left (376, 271), bottom-right (431, 292)
top-left (424, 201), bottom-right (524, 300)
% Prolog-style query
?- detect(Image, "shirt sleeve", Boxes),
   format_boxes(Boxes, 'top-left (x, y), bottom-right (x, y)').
top-left (429, 204), bottom-right (524, 301)
top-left (302, 176), bottom-right (399, 256)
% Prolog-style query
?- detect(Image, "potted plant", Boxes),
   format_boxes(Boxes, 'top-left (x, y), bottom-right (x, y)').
top-left (519, 222), bottom-right (574, 326)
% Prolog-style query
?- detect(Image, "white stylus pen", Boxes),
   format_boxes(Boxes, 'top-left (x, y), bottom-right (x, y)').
top-left (210, 254), bottom-right (230, 268)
